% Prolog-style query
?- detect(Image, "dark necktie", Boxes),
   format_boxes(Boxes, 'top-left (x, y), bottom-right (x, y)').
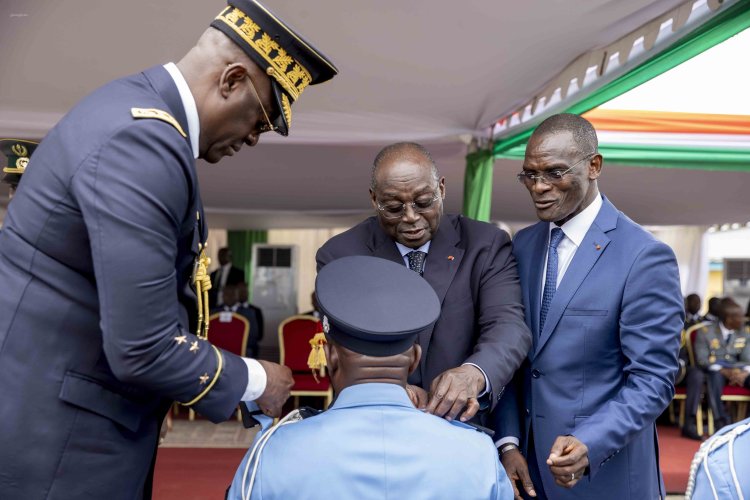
top-left (406, 251), bottom-right (427, 276)
top-left (540, 228), bottom-right (564, 333)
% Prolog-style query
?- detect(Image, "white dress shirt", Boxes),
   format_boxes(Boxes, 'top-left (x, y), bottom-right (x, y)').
top-left (164, 63), bottom-right (265, 402)
top-left (496, 194), bottom-right (603, 449)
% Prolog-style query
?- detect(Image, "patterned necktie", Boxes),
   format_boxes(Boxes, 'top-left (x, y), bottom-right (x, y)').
top-left (406, 251), bottom-right (427, 276)
top-left (540, 228), bottom-right (564, 333)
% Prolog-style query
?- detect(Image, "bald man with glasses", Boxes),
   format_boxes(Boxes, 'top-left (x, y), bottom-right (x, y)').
top-left (494, 114), bottom-right (682, 500)
top-left (316, 142), bottom-right (532, 425)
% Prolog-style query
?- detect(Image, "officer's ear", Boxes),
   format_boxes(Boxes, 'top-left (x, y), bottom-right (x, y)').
top-left (219, 63), bottom-right (249, 99)
top-left (408, 343), bottom-right (421, 375)
top-left (324, 341), bottom-right (338, 374)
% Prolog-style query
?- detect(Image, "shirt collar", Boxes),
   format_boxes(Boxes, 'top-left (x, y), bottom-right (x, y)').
top-left (163, 62), bottom-right (199, 159)
top-left (330, 383), bottom-right (414, 410)
top-left (720, 322), bottom-right (733, 337)
top-left (395, 240), bottom-right (431, 258)
top-left (549, 194), bottom-right (603, 247)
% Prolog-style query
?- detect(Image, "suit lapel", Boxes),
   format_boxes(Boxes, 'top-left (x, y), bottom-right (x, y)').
top-left (524, 223), bottom-right (549, 360)
top-left (418, 217), bottom-right (464, 378)
top-left (535, 198), bottom-right (619, 358)
top-left (369, 220), bottom-right (408, 266)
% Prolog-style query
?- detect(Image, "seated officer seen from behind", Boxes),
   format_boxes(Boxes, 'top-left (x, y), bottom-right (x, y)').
top-left (228, 256), bottom-right (514, 500)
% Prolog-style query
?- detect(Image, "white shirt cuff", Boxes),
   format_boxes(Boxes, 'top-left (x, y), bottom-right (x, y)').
top-left (495, 436), bottom-right (520, 449)
top-left (709, 364), bottom-right (722, 372)
top-left (462, 363), bottom-right (491, 397)
top-left (241, 358), bottom-right (267, 401)
top-left (743, 365), bottom-right (750, 372)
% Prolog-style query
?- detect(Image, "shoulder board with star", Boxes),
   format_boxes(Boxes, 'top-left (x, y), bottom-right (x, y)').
top-left (131, 108), bottom-right (187, 138)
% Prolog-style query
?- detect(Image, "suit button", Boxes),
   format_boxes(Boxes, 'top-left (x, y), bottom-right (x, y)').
top-left (526, 409), bottom-right (530, 415)
top-left (531, 369), bottom-right (541, 378)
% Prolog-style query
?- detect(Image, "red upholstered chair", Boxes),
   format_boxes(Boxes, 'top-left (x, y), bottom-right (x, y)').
top-left (278, 315), bottom-right (333, 409)
top-left (184, 312), bottom-right (250, 421)
top-left (708, 384), bottom-right (750, 435)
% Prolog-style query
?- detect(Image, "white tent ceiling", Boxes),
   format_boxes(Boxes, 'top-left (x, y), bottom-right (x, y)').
top-left (2, 0), bottom-right (746, 228)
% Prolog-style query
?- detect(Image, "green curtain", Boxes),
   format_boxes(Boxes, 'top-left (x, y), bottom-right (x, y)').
top-left (462, 149), bottom-right (494, 222)
top-left (227, 230), bottom-right (267, 298)
top-left (493, 1), bottom-right (750, 165)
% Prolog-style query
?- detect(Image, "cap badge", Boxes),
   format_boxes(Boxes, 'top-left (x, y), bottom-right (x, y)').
top-left (11, 144), bottom-right (28, 157)
top-left (322, 315), bottom-right (330, 334)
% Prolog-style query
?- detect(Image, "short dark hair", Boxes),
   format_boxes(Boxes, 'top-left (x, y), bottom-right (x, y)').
top-left (718, 297), bottom-right (741, 321)
top-left (371, 142), bottom-right (439, 190)
top-left (529, 113), bottom-right (598, 155)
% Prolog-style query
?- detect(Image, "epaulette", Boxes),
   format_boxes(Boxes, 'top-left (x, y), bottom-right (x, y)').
top-left (130, 108), bottom-right (187, 138)
top-left (450, 419), bottom-right (495, 438)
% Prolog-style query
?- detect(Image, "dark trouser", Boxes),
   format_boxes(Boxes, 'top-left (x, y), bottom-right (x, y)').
top-left (683, 367), bottom-right (705, 423)
top-left (525, 427), bottom-right (547, 500)
top-left (705, 370), bottom-right (730, 423)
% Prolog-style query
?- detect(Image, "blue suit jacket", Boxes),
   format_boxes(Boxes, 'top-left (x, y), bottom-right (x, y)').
top-left (0, 66), bottom-right (247, 499)
top-left (317, 215), bottom-right (532, 407)
top-left (494, 196), bottom-right (683, 499)
top-left (228, 383), bottom-right (514, 500)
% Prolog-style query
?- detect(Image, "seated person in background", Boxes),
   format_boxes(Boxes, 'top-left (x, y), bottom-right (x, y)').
top-left (703, 297), bottom-right (721, 323)
top-left (217, 284), bottom-right (263, 359)
top-left (227, 256), bottom-right (513, 500)
top-left (694, 299), bottom-right (750, 430)
top-left (686, 416), bottom-right (750, 499)
top-left (685, 293), bottom-right (703, 328)
top-left (238, 282), bottom-right (264, 350)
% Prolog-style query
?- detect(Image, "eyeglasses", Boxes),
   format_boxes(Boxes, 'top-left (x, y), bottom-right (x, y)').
top-left (246, 74), bottom-right (277, 134)
top-left (376, 193), bottom-right (442, 219)
top-left (516, 153), bottom-right (595, 186)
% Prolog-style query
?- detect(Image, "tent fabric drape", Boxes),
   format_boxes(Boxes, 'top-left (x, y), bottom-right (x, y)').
top-left (493, 1), bottom-right (750, 159)
top-left (584, 109), bottom-right (750, 135)
top-left (227, 230), bottom-right (268, 298)
top-left (462, 149), bottom-right (494, 222)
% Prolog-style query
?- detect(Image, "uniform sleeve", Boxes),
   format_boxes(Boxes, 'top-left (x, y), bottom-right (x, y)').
top-left (694, 330), bottom-right (711, 368)
top-left (465, 230), bottom-right (532, 402)
top-left (71, 121), bottom-right (248, 421)
top-left (572, 241), bottom-right (683, 477)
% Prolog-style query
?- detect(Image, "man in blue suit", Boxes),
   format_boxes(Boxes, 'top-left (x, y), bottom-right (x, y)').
top-left (493, 113), bottom-right (683, 500)
top-left (0, 1), bottom-right (337, 498)
top-left (229, 256), bottom-right (514, 500)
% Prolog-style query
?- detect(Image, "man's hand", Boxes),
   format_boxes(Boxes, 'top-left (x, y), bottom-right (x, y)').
top-left (720, 367), bottom-right (737, 380)
top-left (254, 360), bottom-right (294, 417)
top-left (425, 365), bottom-right (484, 421)
top-left (500, 447), bottom-right (537, 499)
top-left (729, 369), bottom-right (750, 387)
top-left (546, 435), bottom-right (589, 489)
top-left (405, 384), bottom-right (429, 409)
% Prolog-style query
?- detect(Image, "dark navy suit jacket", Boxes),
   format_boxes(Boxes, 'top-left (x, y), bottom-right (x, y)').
top-left (316, 215), bottom-right (531, 406)
top-left (494, 197), bottom-right (683, 499)
top-left (0, 66), bottom-right (247, 499)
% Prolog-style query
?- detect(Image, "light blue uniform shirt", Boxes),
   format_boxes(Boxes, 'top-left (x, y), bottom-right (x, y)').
top-left (688, 417), bottom-right (750, 499)
top-left (229, 383), bottom-right (513, 500)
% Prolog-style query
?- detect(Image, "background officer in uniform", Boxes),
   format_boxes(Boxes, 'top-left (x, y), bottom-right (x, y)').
top-left (0, 1), bottom-right (336, 498)
top-left (694, 299), bottom-right (750, 430)
top-left (1, 138), bottom-right (37, 201)
top-left (228, 256), bottom-right (514, 500)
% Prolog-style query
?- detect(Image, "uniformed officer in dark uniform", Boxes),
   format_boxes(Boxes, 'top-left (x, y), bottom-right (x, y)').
top-left (0, 1), bottom-right (337, 498)
top-left (694, 300), bottom-right (750, 431)
top-left (1, 138), bottom-right (37, 201)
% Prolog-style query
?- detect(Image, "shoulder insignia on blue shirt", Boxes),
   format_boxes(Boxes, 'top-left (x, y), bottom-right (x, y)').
top-left (130, 108), bottom-right (187, 138)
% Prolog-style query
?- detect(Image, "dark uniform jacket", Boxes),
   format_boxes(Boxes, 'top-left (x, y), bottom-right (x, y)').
top-left (0, 65), bottom-right (247, 499)
top-left (316, 215), bottom-right (531, 406)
